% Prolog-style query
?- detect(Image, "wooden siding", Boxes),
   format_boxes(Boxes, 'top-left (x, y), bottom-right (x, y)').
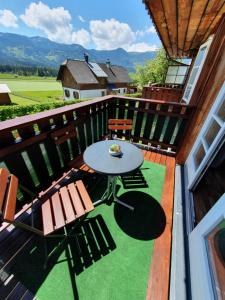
top-left (61, 67), bottom-right (79, 89)
top-left (143, 0), bottom-right (225, 57)
top-left (0, 93), bottom-right (11, 105)
top-left (177, 16), bottom-right (225, 163)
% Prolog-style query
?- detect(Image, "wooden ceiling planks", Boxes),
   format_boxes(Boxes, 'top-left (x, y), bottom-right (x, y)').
top-left (178, 0), bottom-right (193, 57)
top-left (161, 0), bottom-right (178, 57)
top-left (144, 0), bottom-right (173, 56)
top-left (144, 0), bottom-right (225, 57)
top-left (191, 0), bottom-right (225, 49)
top-left (184, 0), bottom-right (209, 53)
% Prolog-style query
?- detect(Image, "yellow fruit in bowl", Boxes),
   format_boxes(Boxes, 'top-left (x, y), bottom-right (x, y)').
top-left (110, 144), bottom-right (121, 152)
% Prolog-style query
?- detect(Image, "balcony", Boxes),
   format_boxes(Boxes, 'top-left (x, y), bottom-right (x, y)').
top-left (0, 95), bottom-right (195, 299)
top-left (142, 84), bottom-right (184, 103)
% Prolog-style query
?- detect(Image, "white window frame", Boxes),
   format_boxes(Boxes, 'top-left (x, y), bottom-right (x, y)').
top-left (183, 36), bottom-right (213, 103)
top-left (186, 82), bottom-right (225, 190)
top-left (189, 193), bottom-right (225, 300)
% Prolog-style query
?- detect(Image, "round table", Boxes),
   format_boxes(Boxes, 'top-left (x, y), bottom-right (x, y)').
top-left (83, 140), bottom-right (144, 210)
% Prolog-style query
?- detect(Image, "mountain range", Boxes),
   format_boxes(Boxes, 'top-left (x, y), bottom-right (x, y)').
top-left (0, 32), bottom-right (156, 72)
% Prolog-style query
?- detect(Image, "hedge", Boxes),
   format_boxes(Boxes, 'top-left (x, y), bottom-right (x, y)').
top-left (124, 93), bottom-right (142, 98)
top-left (0, 94), bottom-right (143, 122)
top-left (0, 100), bottom-right (82, 121)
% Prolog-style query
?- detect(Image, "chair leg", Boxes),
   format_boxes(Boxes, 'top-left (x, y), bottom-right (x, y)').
top-left (43, 219), bottom-right (86, 268)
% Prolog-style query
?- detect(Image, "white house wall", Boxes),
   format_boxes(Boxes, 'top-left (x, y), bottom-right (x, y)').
top-left (63, 87), bottom-right (107, 100)
top-left (112, 88), bottom-right (127, 94)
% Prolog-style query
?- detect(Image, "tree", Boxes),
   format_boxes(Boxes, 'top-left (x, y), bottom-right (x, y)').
top-left (130, 48), bottom-right (169, 88)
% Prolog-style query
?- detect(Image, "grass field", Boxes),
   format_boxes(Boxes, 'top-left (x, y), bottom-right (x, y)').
top-left (0, 73), bottom-right (62, 105)
top-left (0, 73), bottom-right (56, 80)
top-left (10, 90), bottom-right (63, 105)
top-left (0, 79), bottom-right (61, 92)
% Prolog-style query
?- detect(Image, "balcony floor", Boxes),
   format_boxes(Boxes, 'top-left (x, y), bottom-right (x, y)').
top-left (0, 150), bottom-right (175, 300)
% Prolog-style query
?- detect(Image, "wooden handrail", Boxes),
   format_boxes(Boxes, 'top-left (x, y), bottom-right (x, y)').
top-left (0, 93), bottom-right (195, 213)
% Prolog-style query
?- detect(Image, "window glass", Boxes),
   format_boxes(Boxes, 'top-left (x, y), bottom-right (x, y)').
top-left (175, 76), bottom-right (184, 84)
top-left (65, 89), bottom-right (70, 97)
top-left (73, 91), bottom-right (79, 99)
top-left (165, 75), bottom-right (176, 83)
top-left (195, 46), bottom-right (207, 66)
top-left (194, 144), bottom-right (205, 168)
top-left (217, 101), bottom-right (225, 121)
top-left (188, 68), bottom-right (199, 85)
top-left (183, 37), bottom-right (213, 103)
top-left (206, 219), bottom-right (225, 300)
top-left (167, 66), bottom-right (178, 75)
top-left (177, 66), bottom-right (187, 76)
top-left (184, 85), bottom-right (192, 100)
top-left (204, 120), bottom-right (221, 146)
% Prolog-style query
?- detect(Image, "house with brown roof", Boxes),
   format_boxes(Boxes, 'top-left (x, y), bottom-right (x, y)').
top-left (57, 54), bottom-right (131, 100)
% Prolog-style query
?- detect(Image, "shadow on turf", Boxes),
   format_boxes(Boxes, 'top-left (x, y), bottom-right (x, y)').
top-left (10, 214), bottom-right (116, 300)
top-left (120, 169), bottom-right (149, 189)
top-left (114, 191), bottom-right (166, 240)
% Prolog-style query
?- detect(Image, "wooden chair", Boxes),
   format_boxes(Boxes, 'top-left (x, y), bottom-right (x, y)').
top-left (51, 124), bottom-right (94, 174)
top-left (0, 168), bottom-right (94, 267)
top-left (108, 119), bottom-right (133, 141)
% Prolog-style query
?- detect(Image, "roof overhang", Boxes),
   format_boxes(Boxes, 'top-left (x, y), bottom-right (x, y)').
top-left (143, 0), bottom-right (225, 58)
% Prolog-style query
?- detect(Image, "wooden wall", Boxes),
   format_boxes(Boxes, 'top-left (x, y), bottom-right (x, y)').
top-left (176, 16), bottom-right (225, 164)
top-left (61, 68), bottom-right (78, 89)
top-left (0, 93), bottom-right (11, 105)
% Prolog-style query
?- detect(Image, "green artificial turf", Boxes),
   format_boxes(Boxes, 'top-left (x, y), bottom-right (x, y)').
top-left (11, 160), bottom-right (166, 300)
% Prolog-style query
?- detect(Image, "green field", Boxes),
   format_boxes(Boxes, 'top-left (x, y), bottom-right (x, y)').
top-left (0, 79), bottom-right (61, 92)
top-left (0, 73), bottom-right (56, 80)
top-left (0, 73), bottom-right (63, 105)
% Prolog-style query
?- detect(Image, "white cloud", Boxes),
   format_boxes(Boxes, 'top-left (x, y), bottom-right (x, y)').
top-left (20, 2), bottom-right (90, 46)
top-left (0, 9), bottom-right (18, 28)
top-left (136, 25), bottom-right (156, 37)
top-left (78, 15), bottom-right (85, 23)
top-left (72, 29), bottom-right (90, 47)
top-left (90, 18), bottom-right (135, 50)
top-left (146, 26), bottom-right (156, 34)
top-left (126, 42), bottom-right (158, 52)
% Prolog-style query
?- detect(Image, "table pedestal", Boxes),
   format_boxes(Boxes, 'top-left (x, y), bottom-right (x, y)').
top-left (93, 176), bottom-right (134, 211)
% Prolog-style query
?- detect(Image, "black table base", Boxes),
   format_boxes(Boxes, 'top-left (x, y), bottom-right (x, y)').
top-left (93, 175), bottom-right (134, 211)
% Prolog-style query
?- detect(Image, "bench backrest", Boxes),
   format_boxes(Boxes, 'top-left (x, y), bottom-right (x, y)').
top-left (0, 168), bottom-right (18, 222)
top-left (108, 119), bottom-right (133, 131)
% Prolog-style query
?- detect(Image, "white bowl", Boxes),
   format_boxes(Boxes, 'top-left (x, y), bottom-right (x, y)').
top-left (109, 149), bottom-right (122, 156)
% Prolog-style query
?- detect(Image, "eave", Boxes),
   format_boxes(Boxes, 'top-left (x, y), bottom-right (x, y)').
top-left (143, 0), bottom-right (225, 58)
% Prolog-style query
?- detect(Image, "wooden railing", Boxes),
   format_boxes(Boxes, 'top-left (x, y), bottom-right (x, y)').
top-left (0, 95), bottom-right (194, 203)
top-left (142, 85), bottom-right (183, 103)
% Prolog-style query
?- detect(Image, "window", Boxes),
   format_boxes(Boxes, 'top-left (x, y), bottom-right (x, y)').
top-left (73, 91), bottom-right (79, 99)
top-left (183, 36), bottom-right (213, 103)
top-left (65, 89), bottom-right (70, 98)
top-left (186, 82), bottom-right (225, 190)
top-left (165, 65), bottom-right (189, 85)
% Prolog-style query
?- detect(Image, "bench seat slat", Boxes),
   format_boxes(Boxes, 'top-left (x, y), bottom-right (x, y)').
top-left (60, 186), bottom-right (76, 223)
top-left (51, 192), bottom-right (65, 230)
top-left (76, 180), bottom-right (94, 213)
top-left (42, 199), bottom-right (54, 236)
top-left (67, 183), bottom-right (85, 218)
top-left (4, 175), bottom-right (18, 222)
top-left (0, 168), bottom-right (9, 211)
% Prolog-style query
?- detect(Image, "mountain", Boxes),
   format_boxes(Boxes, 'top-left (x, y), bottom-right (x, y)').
top-left (0, 32), bottom-right (156, 72)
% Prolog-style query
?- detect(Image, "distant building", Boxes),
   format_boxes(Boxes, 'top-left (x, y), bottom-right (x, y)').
top-left (0, 84), bottom-right (11, 105)
top-left (57, 54), bottom-right (132, 100)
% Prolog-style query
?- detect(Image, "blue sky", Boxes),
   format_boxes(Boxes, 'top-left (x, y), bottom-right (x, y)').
top-left (0, 0), bottom-right (161, 52)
